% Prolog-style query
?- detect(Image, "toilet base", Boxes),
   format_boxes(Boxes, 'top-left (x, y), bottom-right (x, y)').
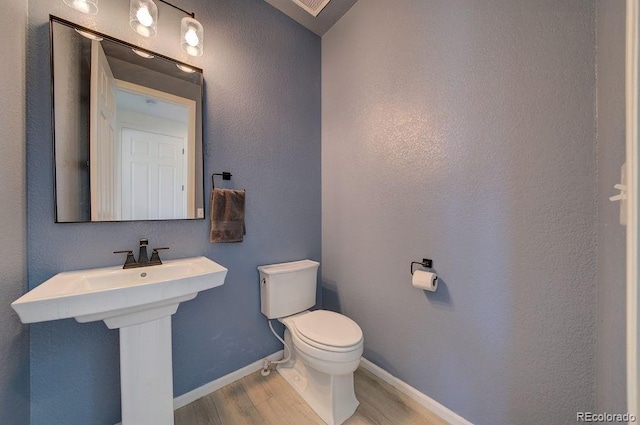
top-left (277, 328), bottom-right (359, 425)
top-left (278, 364), bottom-right (359, 425)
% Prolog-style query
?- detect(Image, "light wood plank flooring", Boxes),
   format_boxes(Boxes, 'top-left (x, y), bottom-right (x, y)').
top-left (174, 367), bottom-right (448, 425)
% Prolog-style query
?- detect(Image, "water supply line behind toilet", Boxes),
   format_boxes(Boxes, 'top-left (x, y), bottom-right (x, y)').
top-left (261, 277), bottom-right (292, 376)
top-left (262, 319), bottom-right (292, 376)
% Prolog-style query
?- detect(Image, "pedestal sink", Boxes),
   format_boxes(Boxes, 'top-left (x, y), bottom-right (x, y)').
top-left (12, 256), bottom-right (227, 425)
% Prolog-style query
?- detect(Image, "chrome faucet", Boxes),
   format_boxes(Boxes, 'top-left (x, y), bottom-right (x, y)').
top-left (114, 238), bottom-right (169, 269)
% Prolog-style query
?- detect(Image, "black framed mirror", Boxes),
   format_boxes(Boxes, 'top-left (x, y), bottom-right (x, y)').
top-left (51, 16), bottom-right (204, 222)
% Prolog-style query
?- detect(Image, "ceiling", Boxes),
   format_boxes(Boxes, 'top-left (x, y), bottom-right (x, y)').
top-left (263, 0), bottom-right (358, 36)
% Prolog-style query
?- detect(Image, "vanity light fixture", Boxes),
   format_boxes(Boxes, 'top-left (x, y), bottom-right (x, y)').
top-left (63, 0), bottom-right (98, 15)
top-left (129, 0), bottom-right (158, 38)
top-left (157, 0), bottom-right (204, 57)
top-left (181, 17), bottom-right (203, 57)
top-left (64, 0), bottom-right (204, 57)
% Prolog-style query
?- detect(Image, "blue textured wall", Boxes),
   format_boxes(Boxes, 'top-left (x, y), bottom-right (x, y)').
top-left (26, 0), bottom-right (320, 423)
top-left (0, 0), bottom-right (29, 423)
top-left (322, 1), bottom-right (597, 424)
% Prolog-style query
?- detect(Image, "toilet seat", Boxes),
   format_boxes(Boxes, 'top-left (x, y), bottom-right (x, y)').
top-left (292, 310), bottom-right (363, 353)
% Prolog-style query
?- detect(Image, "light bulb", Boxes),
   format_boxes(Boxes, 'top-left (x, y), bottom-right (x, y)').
top-left (73, 0), bottom-right (90, 13)
top-left (136, 7), bottom-right (153, 27)
top-left (181, 17), bottom-right (203, 56)
top-left (184, 27), bottom-right (199, 47)
top-left (64, 0), bottom-right (98, 15)
top-left (129, 0), bottom-right (157, 37)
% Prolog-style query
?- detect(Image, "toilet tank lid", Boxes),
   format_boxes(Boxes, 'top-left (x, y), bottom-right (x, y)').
top-left (257, 259), bottom-right (319, 275)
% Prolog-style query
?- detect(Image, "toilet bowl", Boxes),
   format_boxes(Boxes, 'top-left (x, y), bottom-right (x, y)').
top-left (258, 260), bottom-right (364, 425)
top-left (278, 310), bottom-right (363, 425)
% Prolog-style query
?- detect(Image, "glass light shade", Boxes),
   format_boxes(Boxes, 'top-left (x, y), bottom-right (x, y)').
top-left (181, 17), bottom-right (203, 57)
top-left (63, 0), bottom-right (98, 15)
top-left (129, 0), bottom-right (158, 38)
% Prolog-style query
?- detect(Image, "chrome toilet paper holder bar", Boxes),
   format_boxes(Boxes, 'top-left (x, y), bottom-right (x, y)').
top-left (411, 258), bottom-right (433, 275)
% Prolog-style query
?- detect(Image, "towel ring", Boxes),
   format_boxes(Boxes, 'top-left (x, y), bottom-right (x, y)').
top-left (212, 172), bottom-right (232, 188)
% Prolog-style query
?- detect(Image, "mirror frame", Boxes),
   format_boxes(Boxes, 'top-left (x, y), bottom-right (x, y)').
top-left (50, 15), bottom-right (205, 223)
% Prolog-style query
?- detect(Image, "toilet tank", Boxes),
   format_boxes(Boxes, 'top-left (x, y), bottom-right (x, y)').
top-left (258, 259), bottom-right (319, 319)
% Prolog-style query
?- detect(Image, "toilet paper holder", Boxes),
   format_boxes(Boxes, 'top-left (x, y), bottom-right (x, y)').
top-left (411, 258), bottom-right (433, 275)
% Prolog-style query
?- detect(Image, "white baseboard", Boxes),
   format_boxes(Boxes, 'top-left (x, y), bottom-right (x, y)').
top-left (360, 357), bottom-right (473, 425)
top-left (173, 350), bottom-right (284, 409)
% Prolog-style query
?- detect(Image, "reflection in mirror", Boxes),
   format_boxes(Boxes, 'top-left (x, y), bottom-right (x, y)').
top-left (51, 16), bottom-right (204, 222)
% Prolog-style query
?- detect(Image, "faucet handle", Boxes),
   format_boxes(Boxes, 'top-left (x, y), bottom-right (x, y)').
top-left (113, 250), bottom-right (137, 268)
top-left (149, 247), bottom-right (169, 265)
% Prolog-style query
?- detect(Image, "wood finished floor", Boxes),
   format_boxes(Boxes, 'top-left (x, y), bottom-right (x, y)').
top-left (174, 367), bottom-right (448, 425)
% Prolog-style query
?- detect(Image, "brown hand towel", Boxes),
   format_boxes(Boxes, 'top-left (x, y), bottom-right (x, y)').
top-left (210, 188), bottom-right (246, 243)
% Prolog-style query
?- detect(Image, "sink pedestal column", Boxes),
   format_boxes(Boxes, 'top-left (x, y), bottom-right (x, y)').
top-left (120, 316), bottom-right (174, 425)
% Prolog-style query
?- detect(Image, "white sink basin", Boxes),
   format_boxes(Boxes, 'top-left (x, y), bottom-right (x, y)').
top-left (12, 256), bottom-right (227, 328)
top-left (12, 255), bottom-right (227, 425)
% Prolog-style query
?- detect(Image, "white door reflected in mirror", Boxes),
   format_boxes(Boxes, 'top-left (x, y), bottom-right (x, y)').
top-left (90, 40), bottom-right (196, 221)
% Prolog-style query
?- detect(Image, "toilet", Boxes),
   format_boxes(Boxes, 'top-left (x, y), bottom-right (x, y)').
top-left (258, 260), bottom-right (363, 425)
